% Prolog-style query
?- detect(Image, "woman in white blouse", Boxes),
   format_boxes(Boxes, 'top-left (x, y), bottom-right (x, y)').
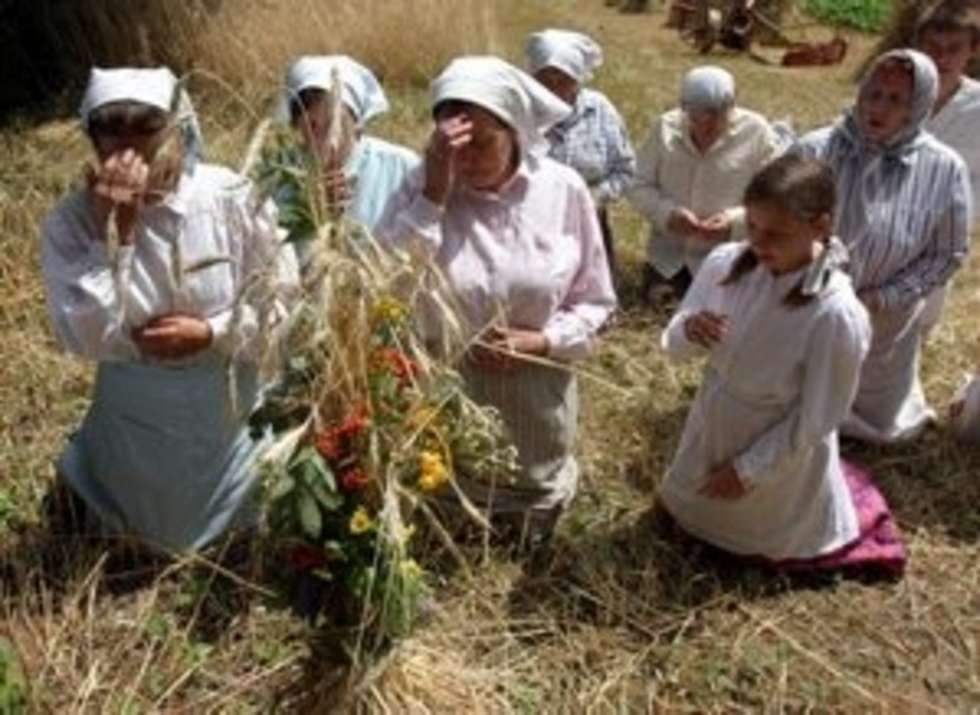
top-left (914, 3), bottom-right (980, 336)
top-left (794, 50), bottom-right (971, 444)
top-left (377, 56), bottom-right (616, 541)
top-left (42, 67), bottom-right (298, 551)
top-left (661, 154), bottom-right (904, 573)
top-left (628, 66), bottom-right (784, 302)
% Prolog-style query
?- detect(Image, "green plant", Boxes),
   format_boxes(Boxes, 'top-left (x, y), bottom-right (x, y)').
top-left (0, 639), bottom-right (26, 715)
top-left (802, 0), bottom-right (892, 32)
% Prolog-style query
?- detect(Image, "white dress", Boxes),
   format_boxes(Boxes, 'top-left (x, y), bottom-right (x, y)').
top-left (42, 164), bottom-right (299, 550)
top-left (660, 243), bottom-right (871, 560)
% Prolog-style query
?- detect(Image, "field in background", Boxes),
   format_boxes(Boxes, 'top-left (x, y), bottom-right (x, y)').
top-left (2, 0), bottom-right (979, 711)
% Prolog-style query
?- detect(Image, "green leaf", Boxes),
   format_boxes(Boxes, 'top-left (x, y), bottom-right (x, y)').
top-left (268, 474), bottom-right (295, 501)
top-left (297, 489), bottom-right (322, 540)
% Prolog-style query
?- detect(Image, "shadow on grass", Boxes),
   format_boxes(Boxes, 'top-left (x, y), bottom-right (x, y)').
top-left (0, 481), bottom-right (271, 646)
top-left (504, 500), bottom-right (904, 653)
top-left (841, 426), bottom-right (980, 544)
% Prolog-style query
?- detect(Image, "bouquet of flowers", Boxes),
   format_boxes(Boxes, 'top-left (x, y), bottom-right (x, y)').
top-left (241, 75), bottom-right (518, 658)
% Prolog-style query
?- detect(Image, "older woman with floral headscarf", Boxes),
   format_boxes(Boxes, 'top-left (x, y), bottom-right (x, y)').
top-left (376, 56), bottom-right (616, 541)
top-left (525, 29), bottom-right (635, 283)
top-left (794, 49), bottom-right (971, 444)
top-left (628, 66), bottom-right (785, 302)
top-left (262, 55), bottom-right (419, 263)
top-left (41, 67), bottom-right (299, 551)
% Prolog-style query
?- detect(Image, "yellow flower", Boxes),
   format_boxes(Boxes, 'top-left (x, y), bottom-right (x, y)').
top-left (407, 406), bottom-right (438, 431)
top-left (371, 294), bottom-right (408, 326)
top-left (417, 449), bottom-right (449, 492)
top-left (399, 558), bottom-right (424, 581)
top-left (349, 506), bottom-right (374, 535)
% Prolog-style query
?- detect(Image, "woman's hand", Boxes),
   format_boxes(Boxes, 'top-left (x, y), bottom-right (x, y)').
top-left (423, 115), bottom-right (474, 206)
top-left (698, 211), bottom-right (733, 242)
top-left (85, 148), bottom-right (150, 245)
top-left (133, 313), bottom-right (213, 360)
top-left (470, 326), bottom-right (549, 372)
top-left (667, 207), bottom-right (702, 238)
top-left (683, 310), bottom-right (728, 348)
top-left (698, 462), bottom-right (747, 500)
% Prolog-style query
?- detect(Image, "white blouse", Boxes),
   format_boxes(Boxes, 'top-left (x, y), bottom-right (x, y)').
top-left (42, 164), bottom-right (299, 363)
top-left (928, 76), bottom-right (980, 224)
top-left (628, 107), bottom-right (785, 277)
top-left (660, 243), bottom-right (871, 559)
top-left (375, 153), bottom-right (616, 361)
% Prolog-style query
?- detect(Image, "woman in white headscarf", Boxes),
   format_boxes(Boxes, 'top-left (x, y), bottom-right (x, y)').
top-left (628, 66), bottom-right (785, 302)
top-left (263, 55), bottom-right (419, 261)
top-left (793, 49), bottom-right (971, 444)
top-left (525, 29), bottom-right (635, 283)
top-left (41, 67), bottom-right (299, 552)
top-left (376, 56), bottom-right (616, 541)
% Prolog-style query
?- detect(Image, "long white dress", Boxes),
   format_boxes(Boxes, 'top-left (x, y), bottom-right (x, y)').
top-left (42, 163), bottom-right (299, 551)
top-left (660, 243), bottom-right (871, 560)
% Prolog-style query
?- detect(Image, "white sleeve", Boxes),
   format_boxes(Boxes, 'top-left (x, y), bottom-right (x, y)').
top-left (660, 248), bottom-right (730, 361)
top-left (41, 200), bottom-right (141, 362)
top-left (733, 302), bottom-right (870, 487)
top-left (626, 118), bottom-right (679, 235)
top-left (207, 194), bottom-right (300, 360)
top-left (374, 169), bottom-right (445, 259)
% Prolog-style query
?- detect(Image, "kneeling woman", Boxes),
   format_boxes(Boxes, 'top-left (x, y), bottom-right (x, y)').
top-left (377, 57), bottom-right (616, 535)
top-left (42, 68), bottom-right (299, 551)
top-left (659, 154), bottom-right (904, 572)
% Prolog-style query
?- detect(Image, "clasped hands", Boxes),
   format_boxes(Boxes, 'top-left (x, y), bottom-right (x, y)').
top-left (668, 207), bottom-right (733, 243)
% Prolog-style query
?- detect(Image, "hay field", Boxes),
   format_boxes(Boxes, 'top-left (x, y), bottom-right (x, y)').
top-left (1, 0), bottom-right (979, 711)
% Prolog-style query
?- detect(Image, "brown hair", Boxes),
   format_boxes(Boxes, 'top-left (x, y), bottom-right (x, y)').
top-left (722, 154), bottom-right (836, 307)
top-left (916, 0), bottom-right (980, 45)
top-left (86, 100), bottom-right (169, 140)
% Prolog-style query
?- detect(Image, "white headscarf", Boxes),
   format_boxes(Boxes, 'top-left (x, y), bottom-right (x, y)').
top-left (680, 66), bottom-right (736, 112)
top-left (430, 56), bottom-right (571, 153)
top-left (79, 66), bottom-right (204, 166)
top-left (850, 48), bottom-right (939, 153)
top-left (280, 55), bottom-right (389, 127)
top-left (525, 29), bottom-right (603, 84)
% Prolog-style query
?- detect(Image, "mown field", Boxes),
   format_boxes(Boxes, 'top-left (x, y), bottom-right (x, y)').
top-left (1, 0), bottom-right (979, 711)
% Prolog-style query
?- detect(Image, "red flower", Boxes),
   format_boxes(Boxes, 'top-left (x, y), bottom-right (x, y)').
top-left (313, 429), bottom-right (343, 461)
top-left (371, 347), bottom-right (418, 384)
top-left (341, 467), bottom-right (371, 492)
top-left (287, 544), bottom-right (327, 571)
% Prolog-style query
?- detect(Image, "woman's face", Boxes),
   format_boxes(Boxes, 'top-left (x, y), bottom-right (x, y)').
top-left (533, 66), bottom-right (579, 105)
top-left (917, 27), bottom-right (976, 95)
top-left (858, 62), bottom-right (915, 144)
top-left (437, 104), bottom-right (518, 191)
top-left (685, 107), bottom-right (728, 152)
top-left (294, 91), bottom-right (357, 163)
top-left (746, 199), bottom-right (828, 275)
top-left (93, 127), bottom-right (164, 163)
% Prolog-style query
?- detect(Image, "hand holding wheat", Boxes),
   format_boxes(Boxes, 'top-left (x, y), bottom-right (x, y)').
top-left (85, 148), bottom-right (149, 245)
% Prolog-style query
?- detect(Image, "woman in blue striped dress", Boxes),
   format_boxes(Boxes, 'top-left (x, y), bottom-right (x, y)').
top-left (793, 49), bottom-right (971, 444)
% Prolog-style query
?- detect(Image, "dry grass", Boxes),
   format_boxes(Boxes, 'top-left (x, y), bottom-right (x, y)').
top-left (2, 0), bottom-right (980, 712)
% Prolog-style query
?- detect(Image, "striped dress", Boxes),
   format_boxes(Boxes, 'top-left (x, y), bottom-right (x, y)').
top-left (794, 117), bottom-right (971, 443)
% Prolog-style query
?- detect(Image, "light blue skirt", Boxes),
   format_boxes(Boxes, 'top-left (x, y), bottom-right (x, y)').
top-left (58, 356), bottom-right (265, 552)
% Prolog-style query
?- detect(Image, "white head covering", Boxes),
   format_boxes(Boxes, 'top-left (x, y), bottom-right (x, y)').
top-left (680, 66), bottom-right (736, 112)
top-left (280, 55), bottom-right (389, 127)
top-left (525, 29), bottom-right (603, 84)
top-left (79, 66), bottom-right (204, 166)
top-left (430, 56), bottom-right (571, 153)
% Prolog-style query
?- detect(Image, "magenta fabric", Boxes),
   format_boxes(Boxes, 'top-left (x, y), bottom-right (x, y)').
top-left (771, 460), bottom-right (906, 576)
